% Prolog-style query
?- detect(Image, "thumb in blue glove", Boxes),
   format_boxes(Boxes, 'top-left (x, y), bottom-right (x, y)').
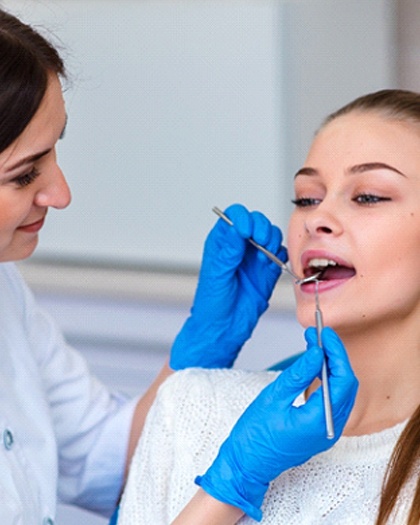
top-left (195, 326), bottom-right (358, 521)
top-left (170, 203), bottom-right (287, 370)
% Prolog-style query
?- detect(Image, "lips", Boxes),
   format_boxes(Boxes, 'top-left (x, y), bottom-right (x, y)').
top-left (17, 217), bottom-right (45, 233)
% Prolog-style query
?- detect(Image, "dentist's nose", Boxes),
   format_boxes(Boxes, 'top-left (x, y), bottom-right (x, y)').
top-left (34, 161), bottom-right (72, 209)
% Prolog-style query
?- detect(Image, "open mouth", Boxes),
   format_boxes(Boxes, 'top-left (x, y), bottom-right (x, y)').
top-left (303, 258), bottom-right (356, 282)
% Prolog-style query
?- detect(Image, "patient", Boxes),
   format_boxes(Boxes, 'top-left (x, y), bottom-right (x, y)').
top-left (118, 89), bottom-right (420, 524)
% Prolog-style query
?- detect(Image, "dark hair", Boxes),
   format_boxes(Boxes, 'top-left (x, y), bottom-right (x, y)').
top-left (325, 89), bottom-right (420, 525)
top-left (0, 8), bottom-right (65, 153)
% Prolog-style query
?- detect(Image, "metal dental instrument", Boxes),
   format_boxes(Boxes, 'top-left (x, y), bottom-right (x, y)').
top-left (212, 206), bottom-right (332, 437)
top-left (212, 206), bottom-right (319, 285)
top-left (315, 280), bottom-right (335, 439)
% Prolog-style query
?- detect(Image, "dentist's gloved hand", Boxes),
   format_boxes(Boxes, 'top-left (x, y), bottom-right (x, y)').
top-left (170, 204), bottom-right (287, 370)
top-left (195, 327), bottom-right (358, 521)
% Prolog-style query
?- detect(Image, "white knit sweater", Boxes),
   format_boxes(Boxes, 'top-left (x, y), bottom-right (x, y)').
top-left (118, 368), bottom-right (413, 524)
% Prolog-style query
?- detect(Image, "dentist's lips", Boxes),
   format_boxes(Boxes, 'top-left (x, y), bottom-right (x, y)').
top-left (17, 217), bottom-right (45, 233)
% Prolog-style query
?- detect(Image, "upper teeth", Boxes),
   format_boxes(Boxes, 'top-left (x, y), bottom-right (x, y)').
top-left (308, 258), bottom-right (337, 268)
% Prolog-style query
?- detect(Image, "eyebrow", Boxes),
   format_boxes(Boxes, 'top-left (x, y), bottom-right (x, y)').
top-left (349, 162), bottom-right (407, 177)
top-left (5, 116), bottom-right (67, 173)
top-left (294, 162), bottom-right (407, 178)
top-left (294, 167), bottom-right (317, 178)
top-left (5, 149), bottom-right (52, 172)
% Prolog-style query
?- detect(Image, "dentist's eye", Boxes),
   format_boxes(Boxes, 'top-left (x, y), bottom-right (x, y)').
top-left (291, 197), bottom-right (321, 208)
top-left (353, 194), bottom-right (391, 205)
top-left (12, 168), bottom-right (41, 188)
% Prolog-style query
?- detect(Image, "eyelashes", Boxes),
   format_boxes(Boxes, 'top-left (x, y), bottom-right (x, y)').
top-left (352, 194), bottom-right (391, 205)
top-left (12, 168), bottom-right (41, 188)
top-left (291, 197), bottom-right (320, 208)
top-left (291, 194), bottom-right (392, 208)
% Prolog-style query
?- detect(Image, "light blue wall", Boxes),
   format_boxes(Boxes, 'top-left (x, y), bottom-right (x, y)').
top-left (3, 0), bottom-right (394, 269)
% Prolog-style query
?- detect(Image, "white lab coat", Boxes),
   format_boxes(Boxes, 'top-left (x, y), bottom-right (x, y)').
top-left (0, 263), bottom-right (138, 524)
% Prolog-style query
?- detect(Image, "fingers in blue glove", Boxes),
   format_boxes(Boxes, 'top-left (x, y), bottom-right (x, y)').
top-left (265, 343), bottom-right (325, 406)
top-left (302, 326), bottom-right (358, 435)
top-left (222, 204), bottom-right (253, 238)
top-left (203, 205), bottom-right (249, 269)
top-left (320, 327), bottom-right (359, 426)
top-left (219, 204), bottom-right (288, 266)
top-left (248, 210), bottom-right (288, 266)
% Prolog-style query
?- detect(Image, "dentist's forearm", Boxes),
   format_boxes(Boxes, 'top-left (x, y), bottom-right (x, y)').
top-left (124, 360), bottom-right (173, 480)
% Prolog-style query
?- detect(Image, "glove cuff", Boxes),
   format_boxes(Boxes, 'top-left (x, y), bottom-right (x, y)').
top-left (194, 454), bottom-right (268, 522)
top-left (169, 316), bottom-right (241, 370)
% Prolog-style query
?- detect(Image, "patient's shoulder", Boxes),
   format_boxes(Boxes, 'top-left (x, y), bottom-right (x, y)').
top-left (157, 367), bottom-right (280, 417)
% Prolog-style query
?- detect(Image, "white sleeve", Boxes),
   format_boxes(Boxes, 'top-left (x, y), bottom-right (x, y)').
top-left (12, 264), bottom-right (139, 516)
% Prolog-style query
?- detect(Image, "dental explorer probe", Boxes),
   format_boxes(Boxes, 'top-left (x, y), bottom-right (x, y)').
top-left (315, 280), bottom-right (335, 439)
top-left (212, 207), bottom-right (319, 285)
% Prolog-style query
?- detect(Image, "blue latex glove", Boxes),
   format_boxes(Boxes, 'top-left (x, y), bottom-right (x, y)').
top-left (170, 204), bottom-right (287, 370)
top-left (195, 327), bottom-right (358, 521)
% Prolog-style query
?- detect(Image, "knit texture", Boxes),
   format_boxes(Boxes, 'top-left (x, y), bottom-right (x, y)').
top-left (118, 368), bottom-right (412, 524)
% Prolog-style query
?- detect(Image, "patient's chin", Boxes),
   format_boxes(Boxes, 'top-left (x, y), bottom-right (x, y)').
top-left (295, 305), bottom-right (314, 330)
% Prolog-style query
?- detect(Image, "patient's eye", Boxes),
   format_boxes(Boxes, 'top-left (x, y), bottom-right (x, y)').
top-left (291, 197), bottom-right (321, 208)
top-left (353, 193), bottom-right (391, 205)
